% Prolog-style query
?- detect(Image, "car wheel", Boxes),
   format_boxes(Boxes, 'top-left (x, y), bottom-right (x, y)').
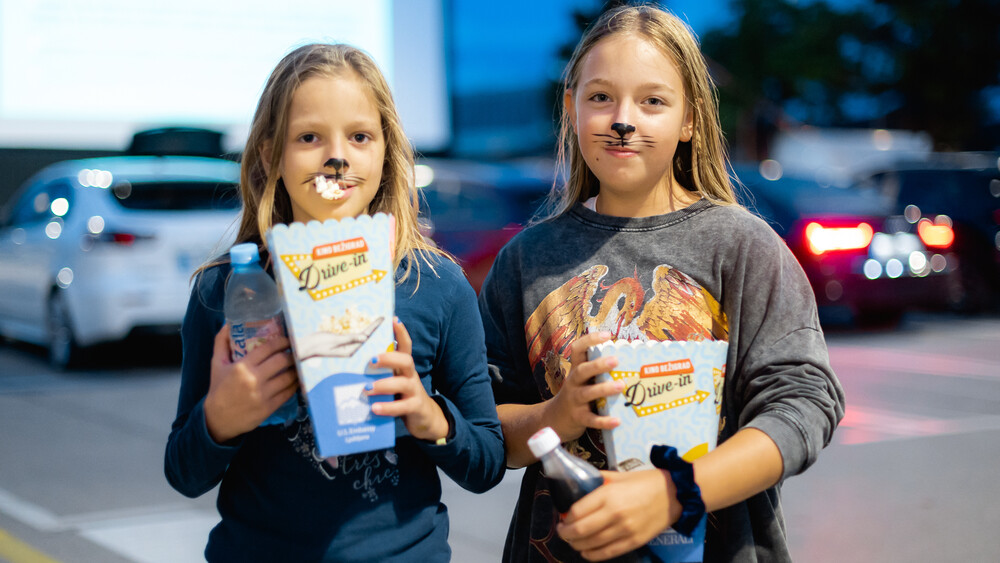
top-left (48, 290), bottom-right (81, 369)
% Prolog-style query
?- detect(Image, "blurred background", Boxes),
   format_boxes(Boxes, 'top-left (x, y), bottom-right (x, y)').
top-left (0, 1), bottom-right (998, 562)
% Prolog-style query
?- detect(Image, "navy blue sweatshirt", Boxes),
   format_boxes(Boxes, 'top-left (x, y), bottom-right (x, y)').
top-left (165, 254), bottom-right (505, 562)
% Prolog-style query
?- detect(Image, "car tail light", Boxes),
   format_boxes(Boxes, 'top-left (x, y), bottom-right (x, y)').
top-left (93, 231), bottom-right (154, 246)
top-left (804, 222), bottom-right (874, 255)
top-left (916, 218), bottom-right (954, 248)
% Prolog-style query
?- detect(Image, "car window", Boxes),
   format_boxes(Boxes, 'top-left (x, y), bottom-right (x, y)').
top-left (893, 170), bottom-right (1000, 220)
top-left (109, 180), bottom-right (240, 211)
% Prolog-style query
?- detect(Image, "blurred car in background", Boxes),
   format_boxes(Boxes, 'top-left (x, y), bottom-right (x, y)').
top-left (0, 129), bottom-right (240, 368)
top-left (848, 153), bottom-right (1000, 312)
top-left (417, 157), bottom-right (552, 292)
top-left (736, 161), bottom-right (960, 326)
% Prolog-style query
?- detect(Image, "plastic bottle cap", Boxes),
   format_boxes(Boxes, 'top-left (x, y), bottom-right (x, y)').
top-left (527, 426), bottom-right (561, 458)
top-left (230, 242), bottom-right (260, 265)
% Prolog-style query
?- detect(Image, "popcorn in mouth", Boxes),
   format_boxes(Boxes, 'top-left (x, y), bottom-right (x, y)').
top-left (315, 176), bottom-right (345, 200)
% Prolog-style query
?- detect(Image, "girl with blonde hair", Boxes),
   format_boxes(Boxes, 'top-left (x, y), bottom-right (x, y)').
top-left (166, 43), bottom-right (505, 562)
top-left (480, 4), bottom-right (844, 561)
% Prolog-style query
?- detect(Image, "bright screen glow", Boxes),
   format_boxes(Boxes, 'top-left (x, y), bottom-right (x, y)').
top-left (0, 0), bottom-right (448, 152)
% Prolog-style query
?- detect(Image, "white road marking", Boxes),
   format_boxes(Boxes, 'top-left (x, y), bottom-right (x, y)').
top-left (0, 487), bottom-right (215, 562)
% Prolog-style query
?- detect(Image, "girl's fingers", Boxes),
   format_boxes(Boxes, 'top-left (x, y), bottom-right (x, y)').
top-left (262, 367), bottom-right (298, 398)
top-left (371, 351), bottom-right (418, 378)
top-left (246, 335), bottom-right (292, 364)
top-left (366, 374), bottom-right (421, 397)
top-left (580, 539), bottom-right (637, 563)
top-left (580, 412), bottom-right (621, 431)
top-left (586, 379), bottom-right (625, 402)
top-left (568, 331), bottom-right (612, 371)
top-left (213, 324), bottom-right (232, 363)
top-left (392, 317), bottom-right (412, 355)
top-left (370, 395), bottom-right (421, 418)
top-left (257, 348), bottom-right (296, 380)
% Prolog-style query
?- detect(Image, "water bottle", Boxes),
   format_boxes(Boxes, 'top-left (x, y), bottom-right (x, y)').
top-left (527, 427), bottom-right (657, 563)
top-left (225, 242), bottom-right (298, 426)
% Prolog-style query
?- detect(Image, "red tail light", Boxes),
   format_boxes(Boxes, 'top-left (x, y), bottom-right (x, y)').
top-left (94, 232), bottom-right (153, 246)
top-left (804, 222), bottom-right (874, 255)
top-left (917, 218), bottom-right (954, 248)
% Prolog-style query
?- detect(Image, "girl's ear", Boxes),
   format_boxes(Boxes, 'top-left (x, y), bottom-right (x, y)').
top-left (680, 102), bottom-right (695, 143)
top-left (259, 139), bottom-right (274, 175)
top-left (563, 89), bottom-right (577, 134)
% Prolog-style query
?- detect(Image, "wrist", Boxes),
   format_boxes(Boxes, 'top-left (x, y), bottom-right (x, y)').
top-left (203, 396), bottom-right (236, 445)
top-left (650, 445), bottom-right (706, 537)
top-left (419, 394), bottom-right (453, 444)
top-left (540, 396), bottom-right (580, 444)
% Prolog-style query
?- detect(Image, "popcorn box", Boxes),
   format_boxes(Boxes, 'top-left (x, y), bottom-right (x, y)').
top-left (266, 214), bottom-right (395, 458)
top-left (589, 339), bottom-right (728, 563)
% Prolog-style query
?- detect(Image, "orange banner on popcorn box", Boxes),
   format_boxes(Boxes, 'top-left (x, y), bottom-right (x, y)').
top-left (640, 359), bottom-right (693, 378)
top-left (312, 237), bottom-right (369, 259)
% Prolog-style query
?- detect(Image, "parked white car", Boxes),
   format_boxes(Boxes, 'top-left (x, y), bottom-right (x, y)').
top-left (0, 155), bottom-right (240, 368)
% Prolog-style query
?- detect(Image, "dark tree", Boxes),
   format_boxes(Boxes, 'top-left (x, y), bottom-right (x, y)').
top-left (701, 0), bottom-right (1000, 156)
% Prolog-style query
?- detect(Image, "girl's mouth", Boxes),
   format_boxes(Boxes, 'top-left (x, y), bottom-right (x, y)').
top-left (314, 175), bottom-right (353, 200)
top-left (604, 147), bottom-right (639, 158)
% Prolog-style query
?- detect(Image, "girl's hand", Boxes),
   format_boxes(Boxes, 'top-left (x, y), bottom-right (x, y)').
top-left (368, 318), bottom-right (449, 442)
top-left (557, 469), bottom-right (681, 561)
top-left (203, 324), bottom-right (298, 444)
top-left (546, 331), bottom-right (624, 443)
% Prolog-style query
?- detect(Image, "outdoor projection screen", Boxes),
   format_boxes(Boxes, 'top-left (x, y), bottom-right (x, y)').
top-left (0, 0), bottom-right (449, 152)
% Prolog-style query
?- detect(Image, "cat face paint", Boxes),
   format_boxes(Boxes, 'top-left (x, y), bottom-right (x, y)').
top-left (591, 122), bottom-right (656, 148)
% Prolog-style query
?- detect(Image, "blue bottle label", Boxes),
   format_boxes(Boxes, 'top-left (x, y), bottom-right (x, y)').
top-left (230, 315), bottom-right (286, 360)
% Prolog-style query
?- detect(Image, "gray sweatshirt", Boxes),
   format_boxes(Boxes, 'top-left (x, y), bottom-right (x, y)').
top-left (479, 200), bottom-right (845, 562)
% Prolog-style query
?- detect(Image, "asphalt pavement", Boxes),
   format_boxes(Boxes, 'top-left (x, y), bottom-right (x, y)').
top-left (1, 313), bottom-right (999, 562)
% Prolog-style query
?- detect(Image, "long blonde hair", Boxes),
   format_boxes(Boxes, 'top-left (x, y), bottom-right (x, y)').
top-left (226, 43), bottom-right (446, 281)
top-left (545, 4), bottom-right (737, 219)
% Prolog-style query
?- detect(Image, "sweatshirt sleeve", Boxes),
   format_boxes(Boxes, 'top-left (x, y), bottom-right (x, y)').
top-left (163, 266), bottom-right (242, 497)
top-left (419, 265), bottom-right (506, 494)
top-left (478, 242), bottom-right (543, 406)
top-left (724, 217), bottom-right (846, 481)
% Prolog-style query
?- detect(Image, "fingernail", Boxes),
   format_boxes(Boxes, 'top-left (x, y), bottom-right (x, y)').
top-left (370, 357), bottom-right (378, 365)
top-left (364, 382), bottom-right (373, 392)
top-left (393, 316), bottom-right (400, 324)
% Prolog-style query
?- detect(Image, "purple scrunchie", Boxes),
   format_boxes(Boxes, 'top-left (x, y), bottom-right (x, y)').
top-left (649, 445), bottom-right (706, 537)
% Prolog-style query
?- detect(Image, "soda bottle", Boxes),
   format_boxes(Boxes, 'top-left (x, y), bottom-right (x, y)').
top-left (225, 242), bottom-right (298, 426)
top-left (527, 427), bottom-right (657, 563)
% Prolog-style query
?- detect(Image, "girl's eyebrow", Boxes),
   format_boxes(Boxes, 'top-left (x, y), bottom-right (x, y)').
top-left (581, 77), bottom-right (678, 95)
top-left (287, 116), bottom-right (381, 130)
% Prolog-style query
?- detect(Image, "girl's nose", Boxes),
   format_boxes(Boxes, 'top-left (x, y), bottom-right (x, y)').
top-left (611, 102), bottom-right (637, 133)
top-left (324, 158), bottom-right (348, 172)
top-left (611, 123), bottom-right (636, 137)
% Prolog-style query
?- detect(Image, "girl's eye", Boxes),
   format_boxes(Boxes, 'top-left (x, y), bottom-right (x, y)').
top-left (589, 93), bottom-right (610, 103)
top-left (299, 133), bottom-right (317, 143)
top-left (353, 133), bottom-right (371, 143)
top-left (645, 97), bottom-right (664, 106)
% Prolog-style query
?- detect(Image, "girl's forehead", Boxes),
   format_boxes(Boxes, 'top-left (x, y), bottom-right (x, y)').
top-left (290, 72), bottom-right (380, 113)
top-left (577, 33), bottom-right (683, 88)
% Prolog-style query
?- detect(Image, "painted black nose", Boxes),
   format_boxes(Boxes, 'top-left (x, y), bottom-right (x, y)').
top-left (324, 158), bottom-right (348, 172)
top-left (611, 123), bottom-right (635, 137)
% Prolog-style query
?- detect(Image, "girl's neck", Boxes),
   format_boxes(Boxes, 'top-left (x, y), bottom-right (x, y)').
top-left (594, 179), bottom-right (699, 218)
